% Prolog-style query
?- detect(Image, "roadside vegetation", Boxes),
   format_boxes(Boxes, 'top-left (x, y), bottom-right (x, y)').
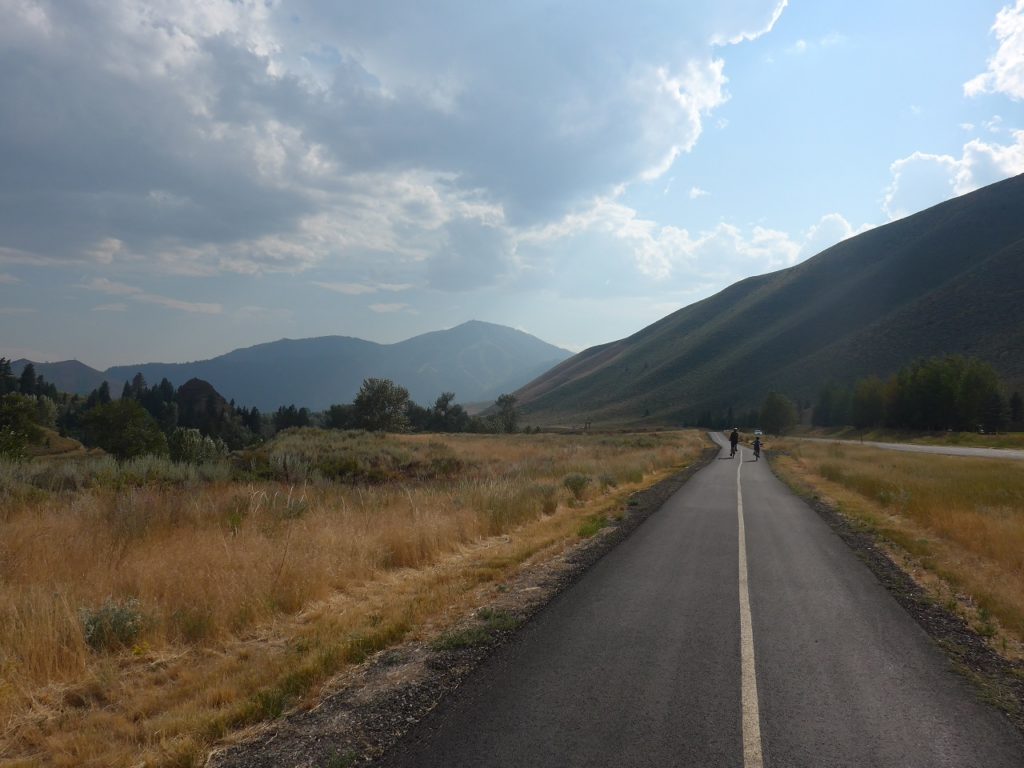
top-left (770, 439), bottom-right (1024, 657)
top-left (0, 428), bottom-right (706, 767)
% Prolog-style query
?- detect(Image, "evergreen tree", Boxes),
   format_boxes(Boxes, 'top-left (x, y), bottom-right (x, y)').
top-left (0, 358), bottom-right (16, 394)
top-left (324, 403), bottom-right (355, 430)
top-left (273, 404), bottom-right (312, 431)
top-left (981, 391), bottom-right (1006, 433)
top-left (18, 362), bottom-right (37, 396)
top-left (1011, 392), bottom-right (1023, 427)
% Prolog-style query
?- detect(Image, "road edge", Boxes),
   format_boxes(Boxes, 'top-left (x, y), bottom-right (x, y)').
top-left (765, 451), bottom-right (1024, 736)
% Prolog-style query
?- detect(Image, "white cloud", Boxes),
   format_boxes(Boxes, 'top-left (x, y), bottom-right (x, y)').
top-left (82, 276), bottom-right (222, 314)
top-left (370, 303), bottom-right (411, 314)
top-left (84, 277), bottom-right (142, 295)
top-left (883, 152), bottom-right (960, 220)
top-left (92, 303), bottom-right (128, 312)
top-left (519, 193), bottom-right (862, 287)
top-left (312, 281), bottom-right (413, 295)
top-left (965, 0), bottom-right (1024, 100)
top-left (312, 282), bottom-right (378, 295)
top-left (785, 32), bottom-right (844, 56)
top-left (0, 273), bottom-right (19, 284)
top-left (799, 213), bottom-right (872, 259)
top-left (689, 186), bottom-right (710, 199)
top-left (88, 238), bottom-right (126, 265)
top-left (883, 131), bottom-right (1024, 219)
top-left (711, 0), bottom-right (788, 46)
top-left (0, 0), bottom-right (788, 287)
top-left (232, 305), bottom-right (293, 322)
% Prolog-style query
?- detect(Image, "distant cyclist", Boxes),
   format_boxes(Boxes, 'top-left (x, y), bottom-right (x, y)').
top-left (729, 428), bottom-right (739, 458)
top-left (752, 435), bottom-right (762, 461)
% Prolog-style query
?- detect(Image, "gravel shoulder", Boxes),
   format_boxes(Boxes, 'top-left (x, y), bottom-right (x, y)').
top-left (207, 446), bottom-right (718, 768)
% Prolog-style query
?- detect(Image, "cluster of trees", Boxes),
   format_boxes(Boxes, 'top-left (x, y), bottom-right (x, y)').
top-left (0, 367), bottom-right (269, 461)
top-left (0, 359), bottom-right (60, 400)
top-left (814, 355), bottom-right (1019, 432)
top-left (309, 378), bottom-right (519, 434)
top-left (66, 374), bottom-right (266, 459)
top-left (2, 362), bottom-right (523, 462)
top-left (694, 355), bottom-right (1018, 436)
top-left (1, 359), bottom-right (64, 458)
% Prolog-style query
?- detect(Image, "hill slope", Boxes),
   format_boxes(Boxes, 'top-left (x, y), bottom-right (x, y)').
top-left (100, 321), bottom-right (571, 410)
top-left (11, 359), bottom-right (123, 398)
top-left (517, 173), bottom-right (1024, 425)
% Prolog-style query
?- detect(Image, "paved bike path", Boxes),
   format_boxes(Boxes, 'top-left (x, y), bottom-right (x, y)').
top-left (377, 435), bottom-right (1024, 767)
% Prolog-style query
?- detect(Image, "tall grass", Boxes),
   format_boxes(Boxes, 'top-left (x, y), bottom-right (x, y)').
top-left (773, 441), bottom-right (1024, 645)
top-left (0, 429), bottom-right (705, 767)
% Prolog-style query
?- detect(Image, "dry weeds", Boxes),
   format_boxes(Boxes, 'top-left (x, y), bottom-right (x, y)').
top-left (771, 440), bottom-right (1024, 656)
top-left (0, 429), bottom-right (706, 767)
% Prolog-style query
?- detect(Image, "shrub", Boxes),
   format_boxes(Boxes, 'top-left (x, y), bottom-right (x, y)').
top-left (80, 597), bottom-right (146, 651)
top-left (169, 428), bottom-right (227, 465)
top-left (563, 473), bottom-right (591, 501)
top-left (0, 393), bottom-right (42, 459)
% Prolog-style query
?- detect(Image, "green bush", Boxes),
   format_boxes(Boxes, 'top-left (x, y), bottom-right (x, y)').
top-left (80, 597), bottom-right (146, 651)
top-left (81, 400), bottom-right (168, 460)
top-left (169, 427), bottom-right (227, 465)
top-left (563, 473), bottom-right (591, 501)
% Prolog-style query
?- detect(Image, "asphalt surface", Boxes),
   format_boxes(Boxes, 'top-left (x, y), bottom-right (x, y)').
top-left (378, 434), bottom-right (1024, 767)
top-left (793, 436), bottom-right (1024, 460)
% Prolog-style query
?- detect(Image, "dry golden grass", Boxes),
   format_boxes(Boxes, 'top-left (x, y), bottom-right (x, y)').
top-left (771, 440), bottom-right (1024, 654)
top-left (0, 429), bottom-right (707, 767)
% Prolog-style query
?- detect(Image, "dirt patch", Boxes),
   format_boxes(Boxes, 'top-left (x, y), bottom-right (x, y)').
top-left (767, 453), bottom-right (1024, 737)
top-left (207, 446), bottom-right (718, 768)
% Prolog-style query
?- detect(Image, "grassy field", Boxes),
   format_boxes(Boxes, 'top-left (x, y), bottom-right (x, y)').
top-left (0, 428), bottom-right (707, 767)
top-left (770, 439), bottom-right (1024, 656)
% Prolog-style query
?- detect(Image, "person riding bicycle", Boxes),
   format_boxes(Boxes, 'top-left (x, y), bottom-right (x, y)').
top-left (729, 428), bottom-right (739, 457)
top-left (752, 435), bottom-right (762, 460)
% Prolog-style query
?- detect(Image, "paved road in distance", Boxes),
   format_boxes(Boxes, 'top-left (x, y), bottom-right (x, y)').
top-left (792, 435), bottom-right (1024, 460)
top-left (377, 434), bottom-right (1024, 767)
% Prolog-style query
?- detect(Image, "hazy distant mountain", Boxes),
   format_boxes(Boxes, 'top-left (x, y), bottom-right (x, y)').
top-left (516, 173), bottom-right (1024, 425)
top-left (86, 321), bottom-right (572, 410)
top-left (11, 358), bottom-right (123, 397)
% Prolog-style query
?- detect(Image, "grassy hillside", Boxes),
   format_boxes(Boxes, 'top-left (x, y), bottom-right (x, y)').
top-left (517, 173), bottom-right (1024, 425)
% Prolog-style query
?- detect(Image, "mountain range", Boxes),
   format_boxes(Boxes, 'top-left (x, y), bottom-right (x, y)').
top-left (13, 321), bottom-right (572, 411)
top-left (515, 173), bottom-right (1024, 425)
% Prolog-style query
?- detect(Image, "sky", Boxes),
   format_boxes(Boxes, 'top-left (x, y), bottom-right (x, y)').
top-left (1, 0), bottom-right (1023, 369)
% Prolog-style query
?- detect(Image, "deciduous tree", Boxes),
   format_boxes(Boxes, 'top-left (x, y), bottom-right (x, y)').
top-left (353, 378), bottom-right (409, 432)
